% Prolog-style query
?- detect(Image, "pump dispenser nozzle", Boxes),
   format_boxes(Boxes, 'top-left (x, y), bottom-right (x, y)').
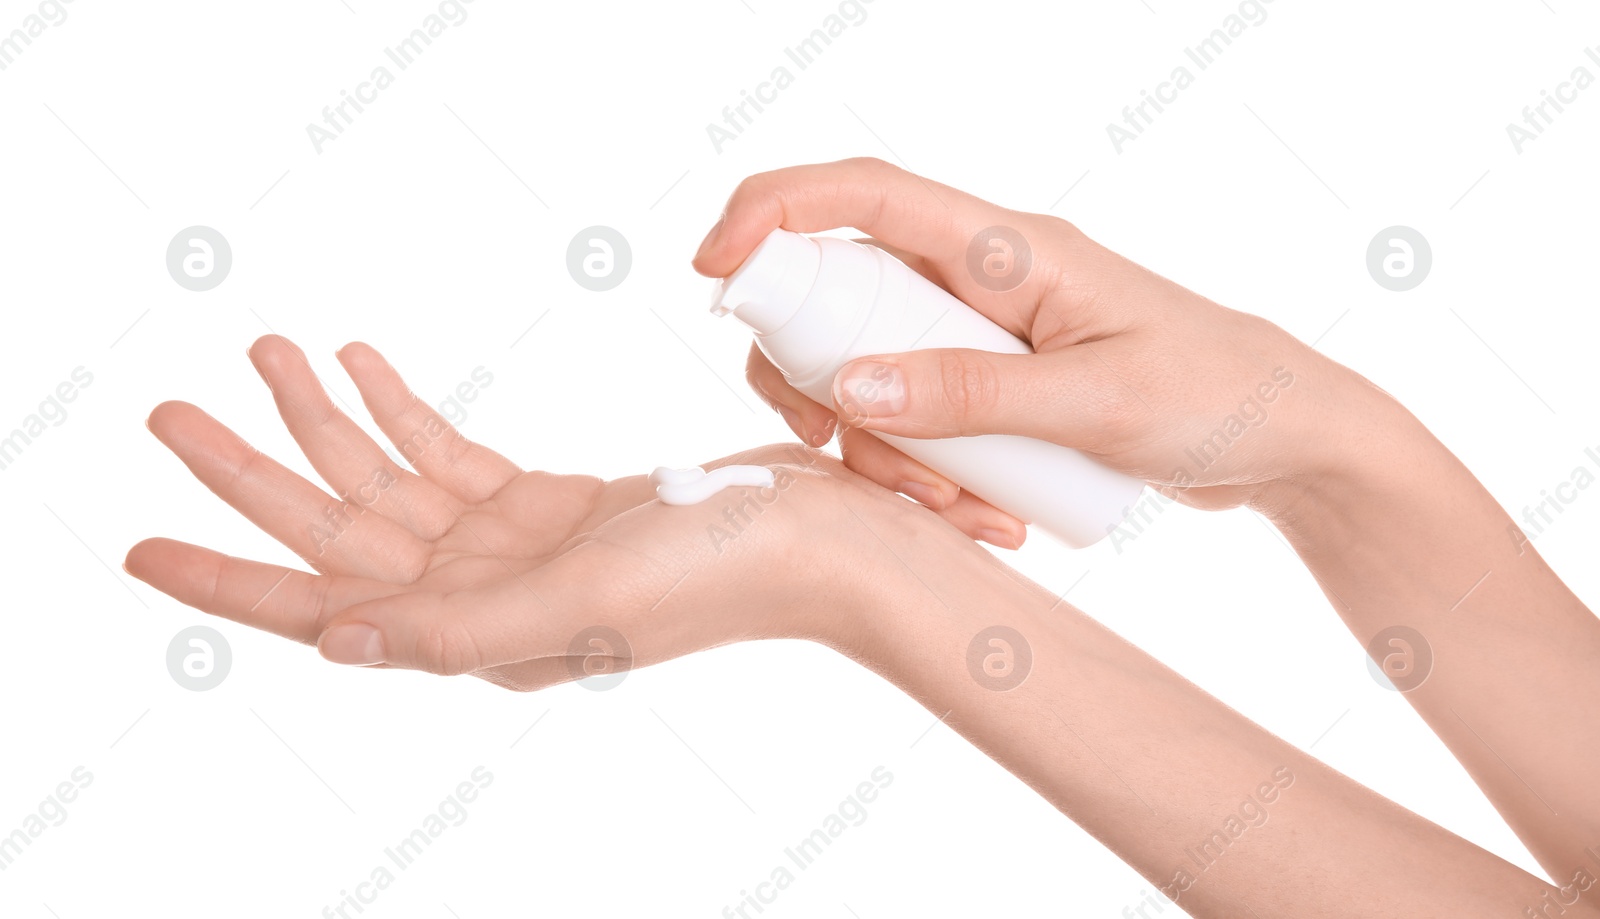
top-left (709, 229), bottom-right (822, 334)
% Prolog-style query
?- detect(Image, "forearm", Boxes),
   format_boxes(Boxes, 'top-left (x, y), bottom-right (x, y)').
top-left (1255, 396), bottom-right (1600, 882)
top-left (839, 512), bottom-right (1580, 917)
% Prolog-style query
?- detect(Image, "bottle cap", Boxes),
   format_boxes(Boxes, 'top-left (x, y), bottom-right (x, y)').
top-left (709, 229), bottom-right (823, 335)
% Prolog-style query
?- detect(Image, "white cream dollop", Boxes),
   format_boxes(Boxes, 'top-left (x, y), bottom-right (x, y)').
top-left (650, 465), bottom-right (775, 505)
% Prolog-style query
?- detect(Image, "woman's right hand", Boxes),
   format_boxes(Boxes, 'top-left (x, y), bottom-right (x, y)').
top-left (693, 158), bottom-right (1403, 546)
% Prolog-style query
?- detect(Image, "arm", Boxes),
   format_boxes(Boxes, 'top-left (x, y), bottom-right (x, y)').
top-left (697, 157), bottom-right (1600, 884)
top-left (129, 336), bottom-right (1590, 916)
top-left (847, 506), bottom-right (1594, 917)
top-left (1256, 395), bottom-right (1600, 883)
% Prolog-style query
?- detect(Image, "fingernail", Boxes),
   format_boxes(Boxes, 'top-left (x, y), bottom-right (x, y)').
top-left (775, 403), bottom-right (803, 436)
top-left (695, 215), bottom-right (725, 261)
top-left (812, 417), bottom-right (837, 446)
top-left (247, 344), bottom-right (270, 383)
top-left (898, 480), bottom-right (946, 510)
top-left (321, 624), bottom-right (385, 666)
top-left (978, 528), bottom-right (1022, 550)
top-left (834, 361), bottom-right (905, 423)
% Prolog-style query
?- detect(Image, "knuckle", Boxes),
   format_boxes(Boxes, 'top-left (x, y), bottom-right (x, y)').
top-left (843, 155), bottom-right (895, 175)
top-left (730, 169), bottom-right (785, 210)
top-left (729, 171), bottom-right (766, 199)
top-left (304, 392), bottom-right (341, 431)
top-left (225, 445), bottom-right (266, 490)
top-left (1028, 215), bottom-right (1094, 288)
top-left (936, 351), bottom-right (1000, 431)
top-left (306, 576), bottom-right (338, 634)
top-left (1032, 212), bottom-right (1080, 237)
top-left (415, 619), bottom-right (480, 677)
top-left (435, 430), bottom-right (473, 470)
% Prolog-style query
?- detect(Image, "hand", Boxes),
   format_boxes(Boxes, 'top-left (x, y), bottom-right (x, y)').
top-left (693, 158), bottom-right (1397, 545)
top-left (124, 336), bottom-right (905, 690)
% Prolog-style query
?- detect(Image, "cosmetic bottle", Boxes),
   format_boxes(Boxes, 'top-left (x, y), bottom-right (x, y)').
top-left (711, 229), bottom-right (1145, 548)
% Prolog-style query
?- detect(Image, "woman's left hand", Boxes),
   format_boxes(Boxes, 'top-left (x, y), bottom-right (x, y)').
top-left (125, 335), bottom-right (910, 690)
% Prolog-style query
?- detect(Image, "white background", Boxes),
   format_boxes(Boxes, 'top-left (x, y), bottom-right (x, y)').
top-left (2, 0), bottom-right (1597, 916)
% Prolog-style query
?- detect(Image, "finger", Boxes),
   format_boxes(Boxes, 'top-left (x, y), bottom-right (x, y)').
top-left (317, 535), bottom-right (663, 674)
top-left (830, 345), bottom-right (1124, 450)
top-left (249, 335), bottom-right (462, 541)
top-left (146, 400), bottom-right (433, 582)
top-left (934, 491), bottom-right (1027, 550)
top-left (837, 428), bottom-right (1026, 545)
top-left (737, 233), bottom-right (959, 446)
top-left (125, 537), bottom-right (400, 643)
top-left (316, 572), bottom-right (559, 673)
top-left (852, 236), bottom-right (951, 288)
top-left (335, 342), bottom-right (522, 504)
top-left (836, 426), bottom-right (960, 511)
top-left (693, 157), bottom-right (1074, 335)
top-left (746, 344), bottom-right (836, 446)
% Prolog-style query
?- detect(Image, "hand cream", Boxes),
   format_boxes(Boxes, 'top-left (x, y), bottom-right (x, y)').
top-left (650, 465), bottom-right (775, 505)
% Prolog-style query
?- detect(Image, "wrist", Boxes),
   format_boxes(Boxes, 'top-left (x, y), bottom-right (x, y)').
top-left (821, 498), bottom-right (1056, 679)
top-left (738, 443), bottom-right (988, 651)
top-left (1251, 384), bottom-right (1453, 544)
top-left (1234, 325), bottom-right (1426, 511)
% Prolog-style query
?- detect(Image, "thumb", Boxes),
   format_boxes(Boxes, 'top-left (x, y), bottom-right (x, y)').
top-left (830, 348), bottom-right (1105, 443)
top-left (317, 575), bottom-right (562, 675)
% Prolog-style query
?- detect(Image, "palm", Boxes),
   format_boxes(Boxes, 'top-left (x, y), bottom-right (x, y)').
top-left (411, 472), bottom-right (611, 592)
top-left (126, 336), bottom-right (664, 687)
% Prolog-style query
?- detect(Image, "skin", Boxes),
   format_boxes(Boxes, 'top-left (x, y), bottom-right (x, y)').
top-left (125, 336), bottom-right (1597, 917)
top-left (696, 157), bottom-right (1600, 896)
top-left (121, 159), bottom-right (1600, 914)
top-left (124, 336), bottom-right (889, 686)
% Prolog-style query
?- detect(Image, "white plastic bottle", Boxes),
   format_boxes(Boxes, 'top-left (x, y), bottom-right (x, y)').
top-left (709, 229), bottom-right (1146, 549)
